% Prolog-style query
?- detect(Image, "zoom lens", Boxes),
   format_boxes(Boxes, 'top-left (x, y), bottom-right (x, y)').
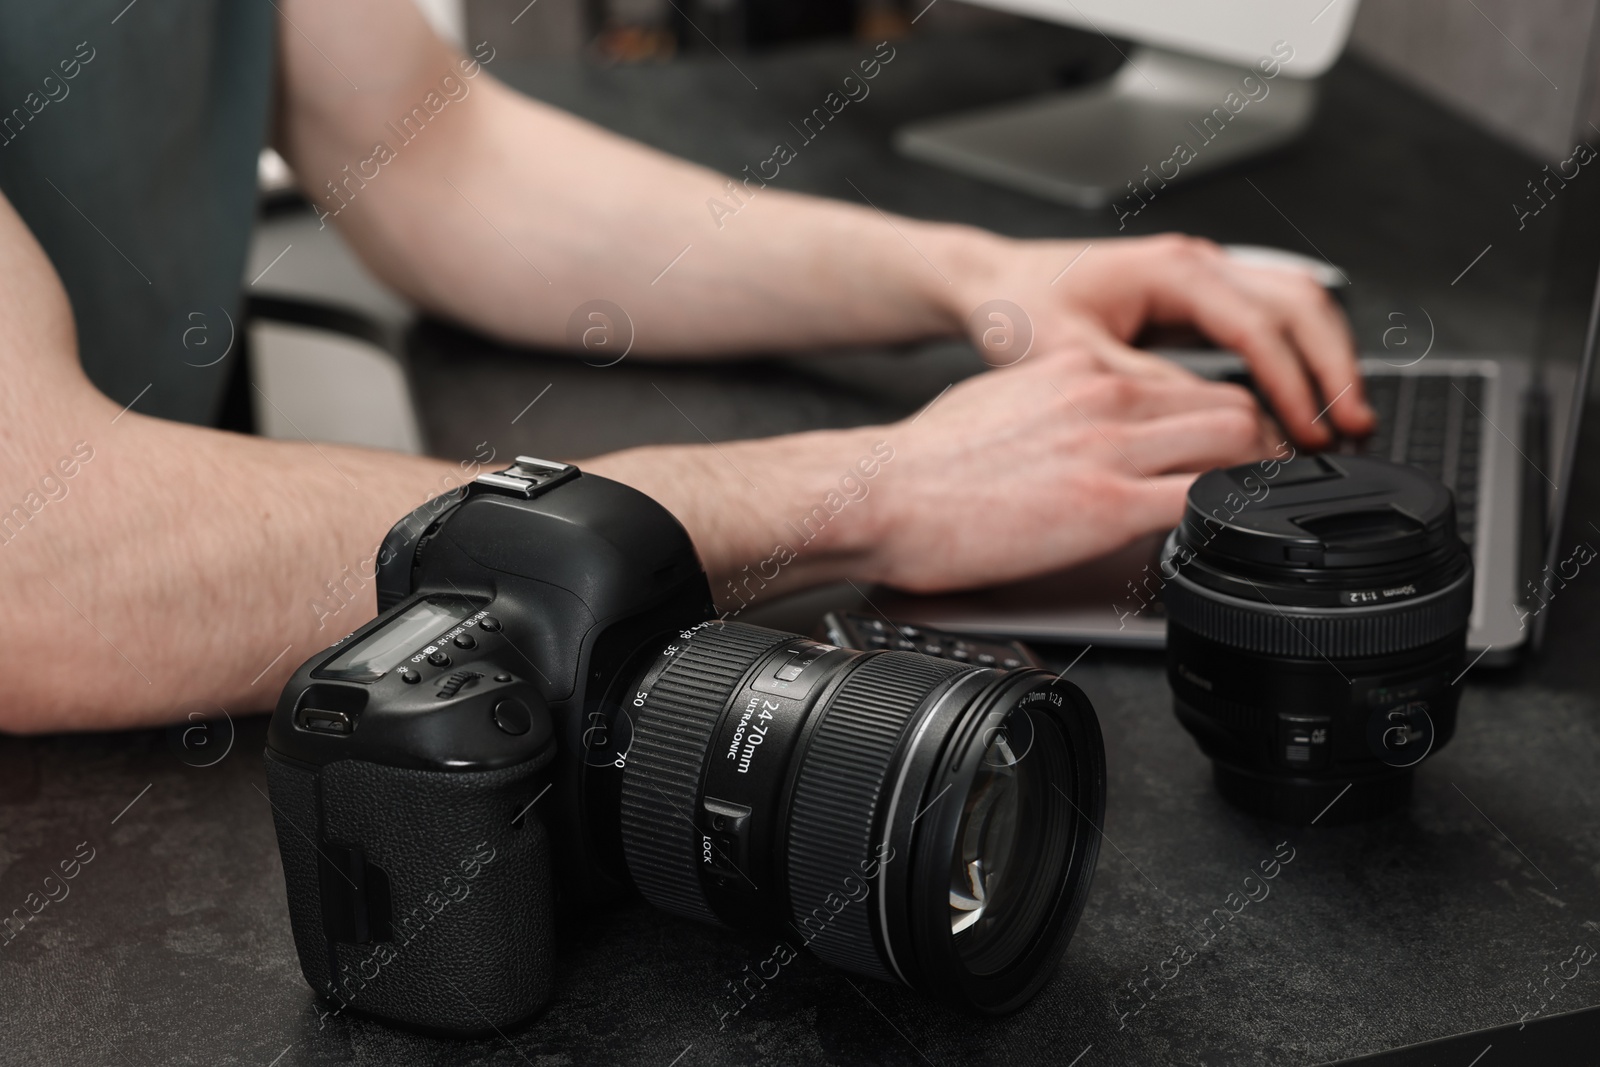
top-left (609, 619), bottom-right (1104, 1013)
top-left (1161, 454), bottom-right (1473, 824)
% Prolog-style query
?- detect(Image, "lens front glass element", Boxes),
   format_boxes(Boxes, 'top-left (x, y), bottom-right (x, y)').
top-left (949, 706), bottom-right (1074, 976)
top-left (950, 733), bottom-right (1021, 938)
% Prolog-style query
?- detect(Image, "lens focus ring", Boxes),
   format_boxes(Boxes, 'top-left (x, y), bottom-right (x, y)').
top-left (621, 622), bottom-right (791, 924)
top-left (1163, 570), bottom-right (1473, 658)
top-left (786, 651), bottom-right (974, 979)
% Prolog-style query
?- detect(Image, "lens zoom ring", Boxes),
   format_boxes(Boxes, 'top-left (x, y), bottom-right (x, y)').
top-left (786, 652), bottom-right (973, 979)
top-left (1164, 574), bottom-right (1472, 658)
top-left (621, 622), bottom-right (791, 924)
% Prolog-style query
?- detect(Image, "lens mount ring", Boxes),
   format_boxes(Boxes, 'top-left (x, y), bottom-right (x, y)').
top-left (619, 621), bottom-right (793, 924)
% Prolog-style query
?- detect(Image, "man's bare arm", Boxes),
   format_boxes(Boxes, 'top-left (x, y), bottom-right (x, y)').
top-left (274, 0), bottom-right (956, 358)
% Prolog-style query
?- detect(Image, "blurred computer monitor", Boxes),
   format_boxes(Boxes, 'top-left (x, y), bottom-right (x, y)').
top-left (895, 0), bottom-right (1362, 208)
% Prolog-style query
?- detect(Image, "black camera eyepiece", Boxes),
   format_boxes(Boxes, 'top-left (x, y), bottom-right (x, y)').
top-left (1162, 454), bottom-right (1473, 824)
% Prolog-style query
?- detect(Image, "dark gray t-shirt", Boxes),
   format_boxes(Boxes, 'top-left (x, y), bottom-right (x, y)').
top-left (0, 0), bottom-right (274, 425)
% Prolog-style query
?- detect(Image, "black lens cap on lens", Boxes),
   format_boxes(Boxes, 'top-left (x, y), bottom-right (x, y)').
top-left (1181, 454), bottom-right (1458, 571)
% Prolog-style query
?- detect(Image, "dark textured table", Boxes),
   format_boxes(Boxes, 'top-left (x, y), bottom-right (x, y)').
top-left (6, 25), bottom-right (1600, 1067)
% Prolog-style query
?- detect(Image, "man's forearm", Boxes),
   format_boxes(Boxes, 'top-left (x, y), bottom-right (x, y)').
top-left (277, 1), bottom-right (984, 357)
top-left (5, 401), bottom-right (881, 732)
top-left (1, 399), bottom-right (463, 731)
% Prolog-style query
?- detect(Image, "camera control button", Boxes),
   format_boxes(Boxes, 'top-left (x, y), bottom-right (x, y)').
top-left (493, 697), bottom-right (533, 735)
top-left (399, 668), bottom-right (421, 684)
top-left (479, 616), bottom-right (502, 633)
top-left (700, 798), bottom-right (753, 877)
top-left (428, 650), bottom-right (451, 667)
top-left (453, 633), bottom-right (477, 650)
top-left (437, 671), bottom-right (482, 699)
top-left (494, 673), bottom-right (512, 683)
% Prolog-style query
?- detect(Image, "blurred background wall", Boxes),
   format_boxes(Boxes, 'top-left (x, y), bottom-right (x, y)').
top-left (1349, 0), bottom-right (1598, 163)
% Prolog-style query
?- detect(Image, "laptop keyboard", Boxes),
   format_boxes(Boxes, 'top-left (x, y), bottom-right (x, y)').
top-left (1347, 374), bottom-right (1484, 549)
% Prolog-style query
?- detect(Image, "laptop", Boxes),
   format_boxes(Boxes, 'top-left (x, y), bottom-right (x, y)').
top-left (880, 167), bottom-right (1600, 668)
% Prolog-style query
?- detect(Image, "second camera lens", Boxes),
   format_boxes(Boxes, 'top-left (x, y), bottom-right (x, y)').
top-left (1162, 454), bottom-right (1473, 823)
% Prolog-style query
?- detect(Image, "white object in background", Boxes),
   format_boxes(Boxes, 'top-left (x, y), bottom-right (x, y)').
top-left (1224, 244), bottom-right (1349, 289)
top-left (244, 213), bottom-right (424, 455)
top-left (896, 0), bottom-right (1361, 208)
top-left (412, 0), bottom-right (467, 47)
top-left (257, 148), bottom-right (295, 195)
top-left (963, 0), bottom-right (1359, 79)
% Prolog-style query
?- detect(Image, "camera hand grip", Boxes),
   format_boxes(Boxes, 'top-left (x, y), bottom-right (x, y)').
top-left (266, 751), bottom-right (555, 1033)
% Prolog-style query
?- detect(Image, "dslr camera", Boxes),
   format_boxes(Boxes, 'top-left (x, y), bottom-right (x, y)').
top-left (266, 457), bottom-right (1106, 1033)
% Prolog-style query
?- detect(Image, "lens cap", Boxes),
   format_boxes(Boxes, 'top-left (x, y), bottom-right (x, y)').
top-left (1181, 455), bottom-right (1458, 570)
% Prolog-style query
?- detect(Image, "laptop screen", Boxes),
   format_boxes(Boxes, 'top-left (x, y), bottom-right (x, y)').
top-left (1525, 103), bottom-right (1600, 651)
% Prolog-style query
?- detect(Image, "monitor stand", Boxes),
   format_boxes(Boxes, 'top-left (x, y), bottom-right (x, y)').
top-left (894, 46), bottom-right (1317, 211)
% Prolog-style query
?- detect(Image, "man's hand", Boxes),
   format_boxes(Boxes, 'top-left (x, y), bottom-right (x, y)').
top-left (859, 344), bottom-right (1275, 592)
top-left (589, 339), bottom-right (1272, 606)
top-left (943, 233), bottom-right (1374, 448)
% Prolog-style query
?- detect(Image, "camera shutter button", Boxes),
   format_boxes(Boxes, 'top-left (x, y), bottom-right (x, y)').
top-left (493, 697), bottom-right (533, 735)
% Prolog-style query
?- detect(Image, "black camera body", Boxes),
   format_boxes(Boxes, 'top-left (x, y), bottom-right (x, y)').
top-left (266, 458), bottom-right (712, 1032)
top-left (268, 456), bottom-right (1107, 1034)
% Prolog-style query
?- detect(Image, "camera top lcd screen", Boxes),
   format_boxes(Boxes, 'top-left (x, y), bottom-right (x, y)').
top-left (317, 597), bottom-right (478, 682)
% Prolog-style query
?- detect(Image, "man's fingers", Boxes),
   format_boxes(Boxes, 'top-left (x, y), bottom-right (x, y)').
top-left (1169, 273), bottom-right (1329, 445)
top-left (1090, 338), bottom-right (1196, 381)
top-left (1030, 338), bottom-right (1193, 381)
top-left (1248, 271), bottom-right (1375, 436)
top-left (1059, 372), bottom-right (1260, 424)
top-left (1106, 406), bottom-right (1269, 475)
top-left (1115, 472), bottom-right (1199, 538)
